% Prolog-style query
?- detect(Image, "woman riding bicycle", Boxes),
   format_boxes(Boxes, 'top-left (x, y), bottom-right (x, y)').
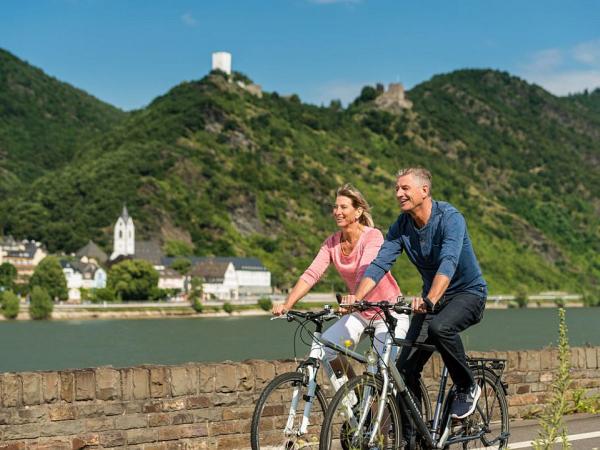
top-left (272, 183), bottom-right (409, 381)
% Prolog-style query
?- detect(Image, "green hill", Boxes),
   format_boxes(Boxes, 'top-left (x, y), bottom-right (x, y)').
top-left (0, 60), bottom-right (598, 297)
top-left (0, 48), bottom-right (126, 195)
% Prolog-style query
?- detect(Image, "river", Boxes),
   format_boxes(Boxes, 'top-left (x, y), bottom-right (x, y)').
top-left (1, 308), bottom-right (598, 372)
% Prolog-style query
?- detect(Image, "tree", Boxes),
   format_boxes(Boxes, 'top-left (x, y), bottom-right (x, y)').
top-left (189, 276), bottom-right (204, 313)
top-left (171, 257), bottom-right (192, 276)
top-left (1, 290), bottom-right (20, 319)
top-left (0, 262), bottom-right (17, 291)
top-left (356, 85), bottom-right (378, 104)
top-left (108, 259), bottom-right (159, 301)
top-left (29, 286), bottom-right (53, 320)
top-left (29, 256), bottom-right (67, 301)
top-left (164, 240), bottom-right (194, 257)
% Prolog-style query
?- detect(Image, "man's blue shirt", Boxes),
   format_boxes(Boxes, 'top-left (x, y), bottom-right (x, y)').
top-left (364, 200), bottom-right (487, 298)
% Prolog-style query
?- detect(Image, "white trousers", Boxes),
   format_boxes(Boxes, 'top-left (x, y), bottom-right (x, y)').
top-left (309, 311), bottom-right (410, 362)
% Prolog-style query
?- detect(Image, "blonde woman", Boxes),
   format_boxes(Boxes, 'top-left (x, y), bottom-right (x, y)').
top-left (273, 184), bottom-right (409, 382)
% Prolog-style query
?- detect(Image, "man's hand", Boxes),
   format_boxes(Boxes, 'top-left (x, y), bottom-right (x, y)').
top-left (339, 294), bottom-right (356, 314)
top-left (412, 297), bottom-right (428, 314)
top-left (272, 303), bottom-right (289, 316)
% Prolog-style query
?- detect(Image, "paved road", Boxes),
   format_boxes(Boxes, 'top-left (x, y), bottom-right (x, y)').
top-left (478, 413), bottom-right (600, 449)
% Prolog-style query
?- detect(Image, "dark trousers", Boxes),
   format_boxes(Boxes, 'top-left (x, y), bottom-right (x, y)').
top-left (397, 291), bottom-right (486, 407)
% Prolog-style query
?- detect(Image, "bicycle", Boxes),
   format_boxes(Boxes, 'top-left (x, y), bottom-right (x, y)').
top-left (250, 303), bottom-right (432, 450)
top-left (319, 301), bottom-right (510, 450)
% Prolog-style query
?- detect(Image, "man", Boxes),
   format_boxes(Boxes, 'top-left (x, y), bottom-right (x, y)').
top-left (350, 167), bottom-right (487, 419)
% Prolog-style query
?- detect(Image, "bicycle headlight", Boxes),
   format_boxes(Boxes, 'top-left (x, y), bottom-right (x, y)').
top-left (366, 350), bottom-right (378, 365)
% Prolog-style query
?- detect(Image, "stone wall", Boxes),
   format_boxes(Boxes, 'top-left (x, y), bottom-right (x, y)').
top-left (0, 347), bottom-right (599, 449)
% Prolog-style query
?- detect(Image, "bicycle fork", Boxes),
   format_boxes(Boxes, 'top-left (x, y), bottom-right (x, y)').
top-left (366, 335), bottom-right (394, 448)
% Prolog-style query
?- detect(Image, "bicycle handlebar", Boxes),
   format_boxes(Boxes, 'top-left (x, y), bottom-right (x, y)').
top-left (342, 298), bottom-right (413, 316)
top-left (270, 305), bottom-right (340, 323)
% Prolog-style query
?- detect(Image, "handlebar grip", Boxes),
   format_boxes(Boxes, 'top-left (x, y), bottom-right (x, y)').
top-left (393, 303), bottom-right (413, 315)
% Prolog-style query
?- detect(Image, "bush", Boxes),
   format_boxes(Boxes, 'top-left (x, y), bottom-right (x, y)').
top-left (108, 259), bottom-right (159, 300)
top-left (0, 262), bottom-right (17, 291)
top-left (29, 256), bottom-right (67, 301)
top-left (1, 291), bottom-right (20, 319)
top-left (92, 287), bottom-right (117, 303)
top-left (514, 289), bottom-right (529, 308)
top-left (29, 286), bottom-right (53, 320)
top-left (554, 297), bottom-right (566, 308)
top-left (149, 287), bottom-right (169, 301)
top-left (258, 297), bottom-right (272, 311)
top-left (192, 296), bottom-right (203, 313)
top-left (223, 302), bottom-right (234, 314)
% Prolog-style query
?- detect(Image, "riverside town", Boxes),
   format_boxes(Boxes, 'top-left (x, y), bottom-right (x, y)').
top-left (0, 2), bottom-right (599, 448)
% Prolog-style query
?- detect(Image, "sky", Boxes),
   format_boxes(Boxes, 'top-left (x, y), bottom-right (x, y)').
top-left (2, 0), bottom-right (600, 111)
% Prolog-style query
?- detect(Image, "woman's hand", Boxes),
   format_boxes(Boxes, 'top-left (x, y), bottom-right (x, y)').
top-left (339, 294), bottom-right (356, 314)
top-left (272, 303), bottom-right (289, 316)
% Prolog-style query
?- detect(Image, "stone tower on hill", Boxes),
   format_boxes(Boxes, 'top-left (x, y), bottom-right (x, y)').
top-left (374, 83), bottom-right (413, 112)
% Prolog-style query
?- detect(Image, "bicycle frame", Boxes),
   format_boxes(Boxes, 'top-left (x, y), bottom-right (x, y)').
top-left (276, 306), bottom-right (400, 437)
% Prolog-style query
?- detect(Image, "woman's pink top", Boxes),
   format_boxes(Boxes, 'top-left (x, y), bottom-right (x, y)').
top-left (300, 226), bottom-right (401, 319)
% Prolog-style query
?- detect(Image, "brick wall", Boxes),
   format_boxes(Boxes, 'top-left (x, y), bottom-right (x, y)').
top-left (0, 347), bottom-right (599, 449)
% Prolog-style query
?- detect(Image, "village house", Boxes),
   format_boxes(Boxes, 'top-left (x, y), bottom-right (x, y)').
top-left (61, 260), bottom-right (107, 302)
top-left (171, 256), bottom-right (272, 301)
top-left (189, 259), bottom-right (238, 301)
top-left (108, 207), bottom-right (272, 300)
top-left (0, 237), bottom-right (48, 283)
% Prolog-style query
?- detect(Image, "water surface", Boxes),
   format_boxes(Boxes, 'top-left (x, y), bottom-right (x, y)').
top-left (0, 308), bottom-right (598, 372)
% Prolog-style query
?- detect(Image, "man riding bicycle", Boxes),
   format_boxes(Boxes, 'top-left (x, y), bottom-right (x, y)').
top-left (349, 167), bottom-right (487, 420)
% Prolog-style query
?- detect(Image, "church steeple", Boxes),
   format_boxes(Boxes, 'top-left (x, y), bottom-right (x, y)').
top-left (121, 204), bottom-right (129, 222)
top-left (110, 204), bottom-right (135, 260)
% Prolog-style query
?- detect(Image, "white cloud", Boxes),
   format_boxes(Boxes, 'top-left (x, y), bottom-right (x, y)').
top-left (572, 39), bottom-right (600, 65)
top-left (526, 70), bottom-right (600, 96)
top-left (523, 48), bottom-right (563, 73)
top-left (519, 39), bottom-right (600, 95)
top-left (310, 80), bottom-right (373, 105)
top-left (181, 12), bottom-right (198, 27)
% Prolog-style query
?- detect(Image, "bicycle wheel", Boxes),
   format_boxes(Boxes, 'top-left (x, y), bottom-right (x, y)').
top-left (448, 369), bottom-right (509, 449)
top-left (319, 374), bottom-right (402, 450)
top-left (251, 371), bottom-right (328, 450)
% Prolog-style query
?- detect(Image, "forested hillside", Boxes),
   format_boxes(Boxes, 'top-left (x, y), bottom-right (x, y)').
top-left (0, 51), bottom-right (598, 296)
top-left (0, 49), bottom-right (126, 195)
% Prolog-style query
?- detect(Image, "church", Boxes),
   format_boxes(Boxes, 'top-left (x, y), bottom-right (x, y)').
top-left (109, 206), bottom-right (164, 267)
top-left (108, 206), bottom-right (271, 300)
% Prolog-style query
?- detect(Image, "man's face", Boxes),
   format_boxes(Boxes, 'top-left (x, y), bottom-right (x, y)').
top-left (395, 174), bottom-right (428, 212)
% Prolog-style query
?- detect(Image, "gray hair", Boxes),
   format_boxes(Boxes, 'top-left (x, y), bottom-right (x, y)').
top-left (396, 167), bottom-right (432, 196)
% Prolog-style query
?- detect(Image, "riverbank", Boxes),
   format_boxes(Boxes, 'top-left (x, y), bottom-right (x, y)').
top-left (0, 299), bottom-right (586, 321)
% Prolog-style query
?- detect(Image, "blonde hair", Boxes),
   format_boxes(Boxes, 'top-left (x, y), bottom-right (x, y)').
top-left (336, 184), bottom-right (374, 227)
top-left (396, 167), bottom-right (432, 196)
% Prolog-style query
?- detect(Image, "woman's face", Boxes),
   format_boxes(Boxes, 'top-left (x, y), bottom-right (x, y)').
top-left (332, 195), bottom-right (359, 228)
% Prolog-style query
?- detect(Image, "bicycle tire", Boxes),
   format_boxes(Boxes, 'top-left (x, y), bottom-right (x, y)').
top-left (319, 373), bottom-right (403, 450)
top-left (446, 369), bottom-right (509, 449)
top-left (251, 371), bottom-right (328, 450)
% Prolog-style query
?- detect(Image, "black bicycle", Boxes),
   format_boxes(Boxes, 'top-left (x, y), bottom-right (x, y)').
top-left (319, 301), bottom-right (509, 449)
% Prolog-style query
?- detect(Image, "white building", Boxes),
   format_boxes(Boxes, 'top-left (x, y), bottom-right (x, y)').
top-left (158, 268), bottom-right (186, 291)
top-left (109, 207), bottom-right (165, 270)
top-left (61, 261), bottom-right (107, 302)
top-left (212, 52), bottom-right (232, 75)
top-left (190, 259), bottom-right (238, 300)
top-left (181, 256), bottom-right (271, 300)
top-left (110, 205), bottom-right (135, 260)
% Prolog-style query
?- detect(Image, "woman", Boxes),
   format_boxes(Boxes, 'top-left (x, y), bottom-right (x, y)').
top-left (273, 183), bottom-right (409, 382)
